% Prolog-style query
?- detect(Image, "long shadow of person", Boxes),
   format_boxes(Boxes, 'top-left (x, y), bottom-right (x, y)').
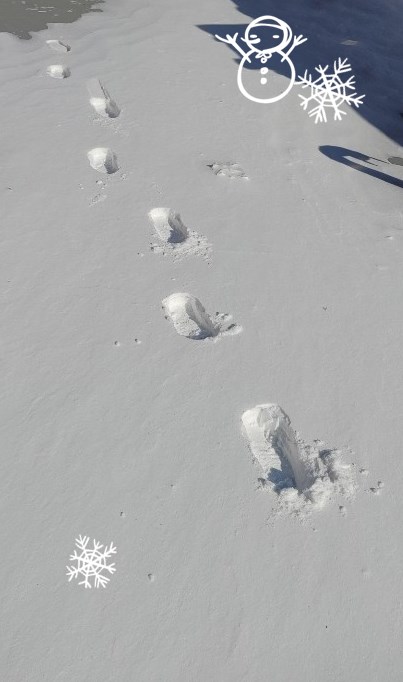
top-left (0, 0), bottom-right (104, 40)
top-left (320, 146), bottom-right (403, 189)
top-left (198, 0), bottom-right (403, 146)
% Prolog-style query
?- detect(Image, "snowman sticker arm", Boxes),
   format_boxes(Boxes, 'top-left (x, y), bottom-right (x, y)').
top-left (282, 34), bottom-right (307, 61)
top-left (215, 32), bottom-right (252, 63)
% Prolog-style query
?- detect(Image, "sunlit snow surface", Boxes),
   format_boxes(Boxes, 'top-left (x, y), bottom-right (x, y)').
top-left (0, 0), bottom-right (402, 680)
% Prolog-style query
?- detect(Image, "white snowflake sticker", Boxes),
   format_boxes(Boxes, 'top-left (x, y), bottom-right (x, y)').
top-left (66, 535), bottom-right (117, 589)
top-left (297, 58), bottom-right (365, 123)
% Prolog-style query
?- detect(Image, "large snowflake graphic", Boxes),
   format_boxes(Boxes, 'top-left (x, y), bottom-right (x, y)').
top-left (66, 535), bottom-right (117, 589)
top-left (297, 58), bottom-right (365, 123)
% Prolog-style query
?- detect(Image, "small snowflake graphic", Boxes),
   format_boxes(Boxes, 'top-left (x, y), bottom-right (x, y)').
top-left (66, 535), bottom-right (117, 589)
top-left (297, 58), bottom-right (365, 123)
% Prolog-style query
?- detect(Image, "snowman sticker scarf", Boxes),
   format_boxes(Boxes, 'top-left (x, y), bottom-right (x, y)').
top-left (215, 15), bottom-right (307, 104)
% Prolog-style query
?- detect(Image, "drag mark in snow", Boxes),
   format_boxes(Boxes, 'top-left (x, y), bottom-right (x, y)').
top-left (47, 65), bottom-right (70, 79)
top-left (46, 39), bottom-right (71, 53)
top-left (87, 148), bottom-right (119, 174)
top-left (149, 208), bottom-right (211, 260)
top-left (87, 78), bottom-right (121, 119)
top-left (162, 293), bottom-right (241, 340)
top-left (241, 403), bottom-right (357, 517)
top-left (208, 162), bottom-right (248, 179)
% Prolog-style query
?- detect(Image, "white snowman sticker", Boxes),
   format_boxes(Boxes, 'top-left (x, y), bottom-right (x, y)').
top-left (215, 15), bottom-right (307, 104)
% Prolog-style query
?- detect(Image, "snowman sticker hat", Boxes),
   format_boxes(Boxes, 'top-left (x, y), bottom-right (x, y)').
top-left (242, 15), bottom-right (294, 59)
top-left (215, 15), bottom-right (307, 104)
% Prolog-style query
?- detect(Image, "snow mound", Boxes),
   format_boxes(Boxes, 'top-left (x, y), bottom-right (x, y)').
top-left (242, 404), bottom-right (357, 518)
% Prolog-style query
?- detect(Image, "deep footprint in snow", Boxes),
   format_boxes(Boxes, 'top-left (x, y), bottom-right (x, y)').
top-left (46, 39), bottom-right (71, 53)
top-left (87, 148), bottom-right (119, 174)
top-left (150, 207), bottom-right (188, 243)
top-left (208, 162), bottom-right (248, 179)
top-left (241, 404), bottom-right (356, 516)
top-left (162, 293), bottom-right (241, 340)
top-left (87, 78), bottom-right (121, 119)
top-left (47, 65), bottom-right (70, 79)
top-left (149, 208), bottom-right (211, 260)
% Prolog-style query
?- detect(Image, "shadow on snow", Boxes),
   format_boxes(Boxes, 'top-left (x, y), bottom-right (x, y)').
top-left (199, 0), bottom-right (403, 182)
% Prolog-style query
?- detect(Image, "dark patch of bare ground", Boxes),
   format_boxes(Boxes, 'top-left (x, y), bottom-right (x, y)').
top-left (1, 0), bottom-right (104, 39)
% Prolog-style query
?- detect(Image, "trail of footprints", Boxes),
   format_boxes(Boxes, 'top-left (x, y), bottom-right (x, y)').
top-left (45, 41), bottom-right (120, 179)
top-left (46, 39), bottom-right (71, 78)
top-left (45, 35), bottom-right (377, 527)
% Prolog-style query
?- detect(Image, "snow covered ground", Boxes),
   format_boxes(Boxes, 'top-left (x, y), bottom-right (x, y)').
top-left (1, 0), bottom-right (403, 679)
